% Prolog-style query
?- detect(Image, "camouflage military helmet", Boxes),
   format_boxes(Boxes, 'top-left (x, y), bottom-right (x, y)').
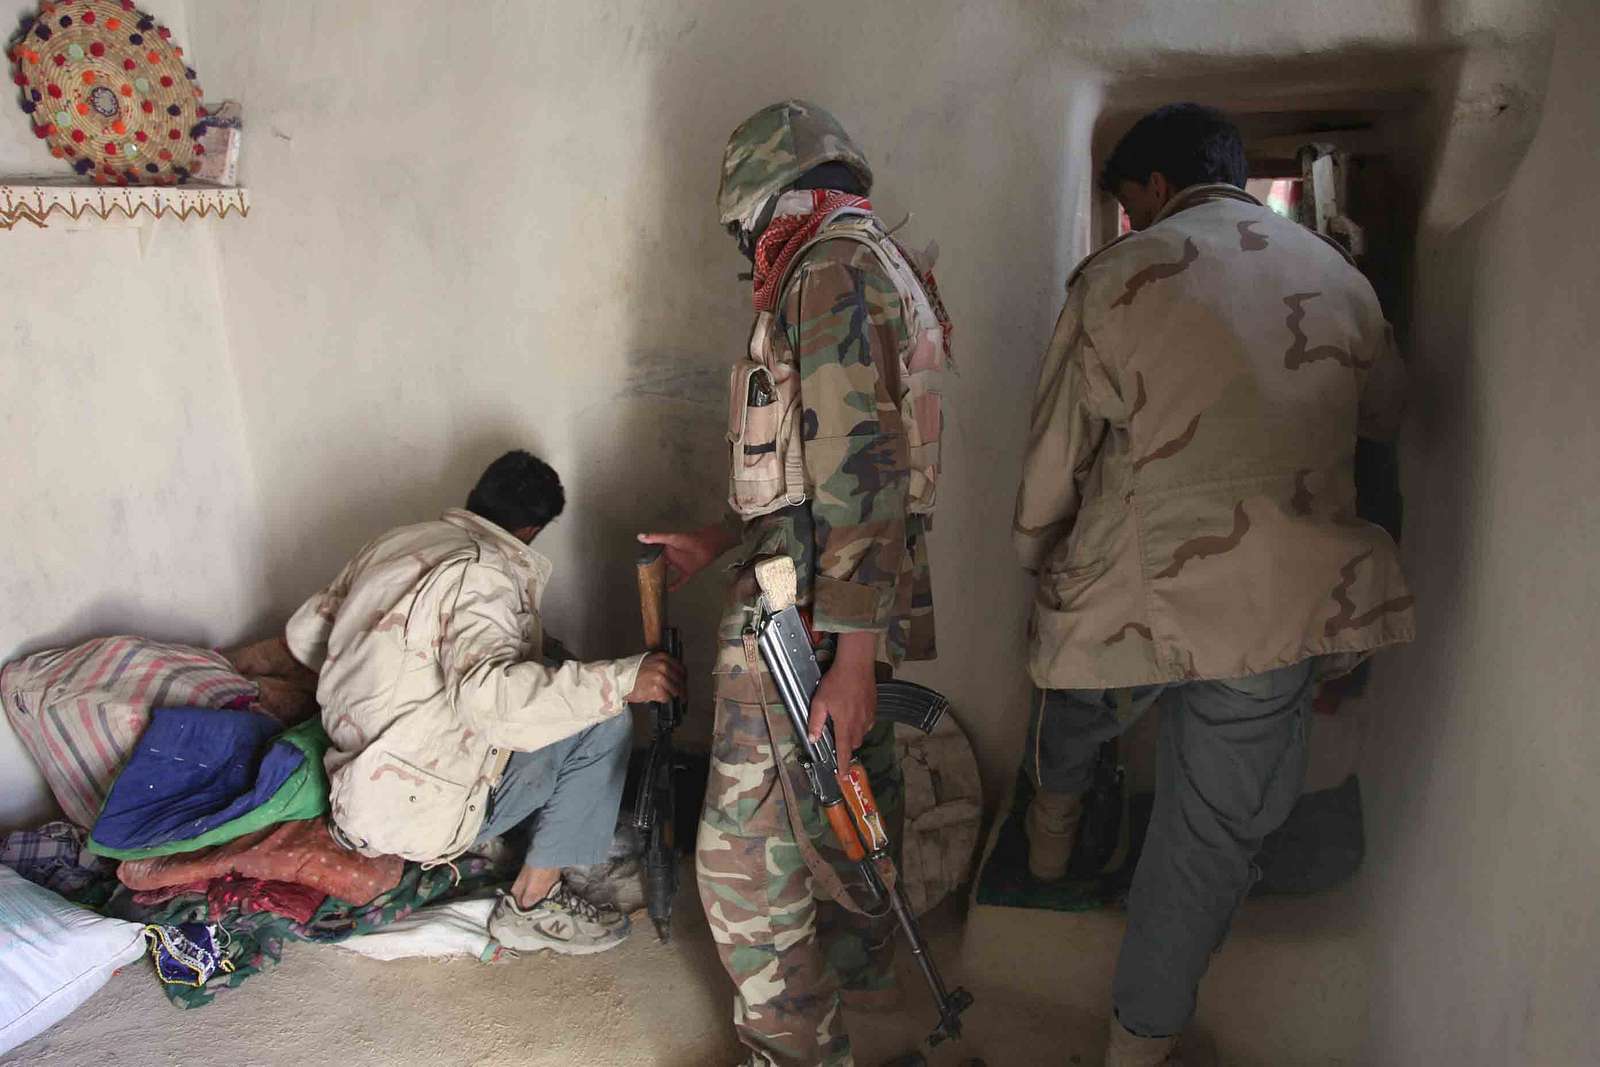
top-left (717, 100), bottom-right (874, 226)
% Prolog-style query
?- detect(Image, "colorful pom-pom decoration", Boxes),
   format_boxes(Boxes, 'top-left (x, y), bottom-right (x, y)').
top-left (6, 0), bottom-right (207, 185)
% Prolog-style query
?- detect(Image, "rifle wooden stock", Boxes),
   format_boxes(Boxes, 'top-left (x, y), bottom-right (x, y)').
top-left (636, 544), bottom-right (668, 651)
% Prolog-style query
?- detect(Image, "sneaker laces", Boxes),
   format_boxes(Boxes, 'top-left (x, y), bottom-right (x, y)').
top-left (549, 881), bottom-right (606, 922)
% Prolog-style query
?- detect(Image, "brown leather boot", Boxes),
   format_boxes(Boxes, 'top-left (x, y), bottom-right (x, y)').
top-left (1104, 1018), bottom-right (1180, 1066)
top-left (1025, 790), bottom-right (1083, 881)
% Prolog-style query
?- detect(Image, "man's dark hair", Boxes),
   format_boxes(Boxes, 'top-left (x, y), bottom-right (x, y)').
top-left (1099, 103), bottom-right (1247, 194)
top-left (466, 450), bottom-right (565, 533)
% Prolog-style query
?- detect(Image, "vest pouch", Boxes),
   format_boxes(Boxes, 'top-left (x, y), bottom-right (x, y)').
top-left (727, 357), bottom-right (806, 518)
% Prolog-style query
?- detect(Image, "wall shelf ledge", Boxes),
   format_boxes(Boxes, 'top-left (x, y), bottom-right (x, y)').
top-left (1, 179), bottom-right (248, 231)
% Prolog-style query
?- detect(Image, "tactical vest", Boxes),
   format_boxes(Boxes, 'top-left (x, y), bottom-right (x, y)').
top-left (726, 214), bottom-right (949, 519)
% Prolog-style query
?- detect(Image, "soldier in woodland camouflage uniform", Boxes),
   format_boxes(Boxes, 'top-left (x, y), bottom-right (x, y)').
top-left (1013, 104), bottom-right (1413, 1066)
top-left (640, 100), bottom-right (952, 1067)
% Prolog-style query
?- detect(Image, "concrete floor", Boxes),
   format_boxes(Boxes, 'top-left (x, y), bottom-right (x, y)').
top-left (2, 866), bottom-right (1102, 1067)
top-left (963, 885), bottom-right (1365, 1067)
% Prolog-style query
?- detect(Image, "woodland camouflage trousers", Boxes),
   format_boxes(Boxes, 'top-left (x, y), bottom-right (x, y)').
top-left (697, 669), bottom-right (904, 1067)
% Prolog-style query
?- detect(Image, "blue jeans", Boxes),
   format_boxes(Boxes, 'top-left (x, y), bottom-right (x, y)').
top-left (472, 712), bottom-right (632, 870)
top-left (1026, 660), bottom-right (1318, 1037)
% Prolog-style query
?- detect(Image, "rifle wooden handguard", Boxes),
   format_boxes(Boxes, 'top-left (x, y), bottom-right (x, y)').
top-left (836, 757), bottom-right (890, 857)
top-left (823, 799), bottom-right (867, 862)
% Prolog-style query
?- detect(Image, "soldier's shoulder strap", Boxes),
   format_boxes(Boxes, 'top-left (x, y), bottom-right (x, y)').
top-left (774, 216), bottom-right (897, 308)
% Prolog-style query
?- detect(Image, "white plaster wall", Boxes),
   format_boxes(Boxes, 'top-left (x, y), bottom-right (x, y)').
top-left (0, 1), bottom-right (264, 831)
top-left (2, 0), bottom-right (1589, 1056)
top-left (185, 0), bottom-right (1550, 806)
top-left (1360, 2), bottom-right (1600, 1060)
top-left (2, 0), bottom-right (1568, 908)
top-left (184, 0), bottom-right (1096, 782)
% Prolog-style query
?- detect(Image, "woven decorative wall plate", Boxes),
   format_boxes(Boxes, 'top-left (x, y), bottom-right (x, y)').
top-left (8, 0), bottom-right (206, 185)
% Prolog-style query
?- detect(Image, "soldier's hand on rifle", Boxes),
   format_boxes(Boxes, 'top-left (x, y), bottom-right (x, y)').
top-left (808, 631), bottom-right (878, 756)
top-left (637, 526), bottom-right (738, 592)
top-left (627, 651), bottom-right (687, 704)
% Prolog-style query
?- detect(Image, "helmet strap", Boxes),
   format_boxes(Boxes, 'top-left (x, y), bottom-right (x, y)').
top-left (730, 193), bottom-right (782, 264)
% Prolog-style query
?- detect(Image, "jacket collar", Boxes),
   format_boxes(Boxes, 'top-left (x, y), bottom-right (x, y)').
top-left (442, 509), bottom-right (554, 586)
top-left (1152, 183), bottom-right (1262, 227)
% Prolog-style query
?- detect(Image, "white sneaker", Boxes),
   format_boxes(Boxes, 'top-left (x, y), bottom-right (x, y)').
top-left (488, 881), bottom-right (630, 955)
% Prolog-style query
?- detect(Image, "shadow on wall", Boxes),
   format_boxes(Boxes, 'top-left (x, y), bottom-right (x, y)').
top-left (561, 9), bottom-right (754, 746)
top-left (248, 417), bottom-right (537, 645)
top-left (566, 0), bottom-right (1084, 779)
top-left (5, 597), bottom-right (230, 664)
top-left (1356, 163), bottom-right (1492, 1060)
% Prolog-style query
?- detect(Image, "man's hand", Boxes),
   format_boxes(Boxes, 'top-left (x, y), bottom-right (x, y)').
top-left (627, 652), bottom-right (687, 704)
top-left (637, 525), bottom-right (738, 592)
top-left (807, 631), bottom-right (878, 757)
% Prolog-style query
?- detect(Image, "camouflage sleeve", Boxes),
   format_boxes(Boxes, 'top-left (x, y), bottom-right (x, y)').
top-left (437, 561), bottom-right (645, 751)
top-left (284, 550), bottom-right (364, 671)
top-left (1358, 321), bottom-right (1407, 442)
top-left (784, 255), bottom-right (910, 635)
top-left (1013, 282), bottom-right (1106, 572)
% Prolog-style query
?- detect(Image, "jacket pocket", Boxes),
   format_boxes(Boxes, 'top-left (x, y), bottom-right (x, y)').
top-left (703, 700), bottom-right (787, 837)
top-left (1038, 499), bottom-right (1125, 609)
top-left (1038, 537), bottom-right (1109, 613)
top-left (333, 748), bottom-right (471, 861)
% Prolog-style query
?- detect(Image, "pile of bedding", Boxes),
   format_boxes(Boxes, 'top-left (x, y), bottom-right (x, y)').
top-left (0, 633), bottom-right (506, 1041)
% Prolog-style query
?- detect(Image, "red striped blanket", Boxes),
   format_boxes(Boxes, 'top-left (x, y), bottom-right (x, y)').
top-left (2, 637), bottom-right (259, 827)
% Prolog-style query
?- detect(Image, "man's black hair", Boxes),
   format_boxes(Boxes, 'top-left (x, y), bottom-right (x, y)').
top-left (1099, 103), bottom-right (1248, 194)
top-left (466, 450), bottom-right (565, 533)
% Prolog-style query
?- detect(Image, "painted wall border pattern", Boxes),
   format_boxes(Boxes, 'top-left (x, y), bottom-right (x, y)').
top-left (1, 184), bottom-right (248, 230)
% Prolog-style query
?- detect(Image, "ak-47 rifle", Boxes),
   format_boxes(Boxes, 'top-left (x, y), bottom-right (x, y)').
top-left (634, 544), bottom-right (686, 942)
top-left (750, 555), bottom-right (974, 1047)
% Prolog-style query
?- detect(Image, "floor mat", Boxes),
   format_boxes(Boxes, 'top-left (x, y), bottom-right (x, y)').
top-left (974, 771), bottom-right (1365, 911)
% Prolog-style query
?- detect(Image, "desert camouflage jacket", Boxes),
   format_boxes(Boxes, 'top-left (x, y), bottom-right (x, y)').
top-left (717, 227), bottom-right (936, 683)
top-left (286, 509), bottom-right (643, 861)
top-left (1014, 184), bottom-right (1413, 689)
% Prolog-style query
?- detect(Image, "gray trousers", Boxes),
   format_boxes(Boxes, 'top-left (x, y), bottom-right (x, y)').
top-left (472, 712), bottom-right (632, 870)
top-left (1025, 659), bottom-right (1316, 1038)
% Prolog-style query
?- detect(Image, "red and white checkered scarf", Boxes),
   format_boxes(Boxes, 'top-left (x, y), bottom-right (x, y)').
top-left (750, 188), bottom-right (873, 311)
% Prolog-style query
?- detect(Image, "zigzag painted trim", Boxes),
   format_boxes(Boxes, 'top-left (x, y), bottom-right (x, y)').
top-left (1, 184), bottom-right (248, 230)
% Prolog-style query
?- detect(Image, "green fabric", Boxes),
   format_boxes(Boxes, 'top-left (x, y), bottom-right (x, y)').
top-left (117, 857), bottom-right (505, 1009)
top-left (89, 719), bottom-right (330, 861)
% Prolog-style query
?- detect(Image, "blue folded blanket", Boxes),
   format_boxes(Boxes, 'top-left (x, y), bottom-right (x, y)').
top-left (90, 707), bottom-right (306, 852)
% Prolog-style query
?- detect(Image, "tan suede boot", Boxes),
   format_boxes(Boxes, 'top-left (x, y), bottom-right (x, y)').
top-left (1105, 1019), bottom-right (1180, 1066)
top-left (1025, 790), bottom-right (1084, 881)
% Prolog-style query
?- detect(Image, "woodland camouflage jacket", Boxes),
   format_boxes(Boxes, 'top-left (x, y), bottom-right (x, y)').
top-left (286, 510), bottom-right (643, 861)
top-left (1014, 184), bottom-right (1414, 689)
top-left (717, 230), bottom-right (936, 683)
